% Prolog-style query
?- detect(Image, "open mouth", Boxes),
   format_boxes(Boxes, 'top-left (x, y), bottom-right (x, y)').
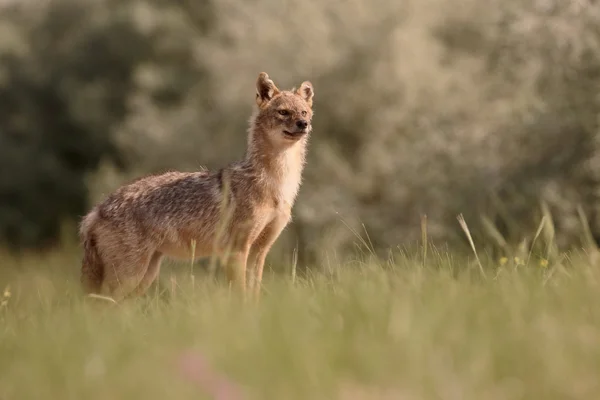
top-left (283, 130), bottom-right (307, 139)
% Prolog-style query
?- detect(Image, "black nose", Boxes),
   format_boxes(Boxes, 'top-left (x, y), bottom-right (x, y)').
top-left (296, 120), bottom-right (308, 129)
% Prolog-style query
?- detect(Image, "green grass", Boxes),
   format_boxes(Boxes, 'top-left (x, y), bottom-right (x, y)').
top-left (2, 247), bottom-right (600, 400)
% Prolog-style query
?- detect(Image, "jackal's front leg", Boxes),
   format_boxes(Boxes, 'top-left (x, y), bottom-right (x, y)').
top-left (248, 217), bottom-right (289, 302)
top-left (224, 250), bottom-right (249, 298)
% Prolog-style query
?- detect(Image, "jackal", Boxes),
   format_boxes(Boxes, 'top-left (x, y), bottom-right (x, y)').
top-left (79, 72), bottom-right (314, 301)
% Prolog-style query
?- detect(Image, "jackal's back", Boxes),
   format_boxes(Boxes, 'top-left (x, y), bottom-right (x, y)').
top-left (99, 171), bottom-right (216, 221)
top-left (94, 171), bottom-right (227, 252)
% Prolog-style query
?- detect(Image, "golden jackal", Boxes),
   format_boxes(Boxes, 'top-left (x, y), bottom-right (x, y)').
top-left (79, 72), bottom-right (314, 301)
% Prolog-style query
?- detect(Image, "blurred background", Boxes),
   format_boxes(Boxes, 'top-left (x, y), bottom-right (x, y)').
top-left (1, 0), bottom-right (599, 268)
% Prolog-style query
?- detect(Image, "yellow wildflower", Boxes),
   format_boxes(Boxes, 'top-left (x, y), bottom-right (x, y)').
top-left (499, 257), bottom-right (508, 266)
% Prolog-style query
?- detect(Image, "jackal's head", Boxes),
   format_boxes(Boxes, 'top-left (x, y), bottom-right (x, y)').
top-left (253, 72), bottom-right (314, 146)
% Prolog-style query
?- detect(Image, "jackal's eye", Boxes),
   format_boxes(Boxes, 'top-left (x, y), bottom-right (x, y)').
top-left (278, 109), bottom-right (290, 116)
top-left (301, 111), bottom-right (307, 117)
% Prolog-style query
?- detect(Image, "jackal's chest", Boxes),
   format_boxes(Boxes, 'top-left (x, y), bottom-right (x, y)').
top-left (277, 178), bottom-right (301, 206)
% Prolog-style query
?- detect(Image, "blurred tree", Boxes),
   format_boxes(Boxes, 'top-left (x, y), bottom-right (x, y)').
top-left (433, 0), bottom-right (600, 250)
top-left (0, 0), bottom-right (214, 249)
top-left (2, 0), bottom-right (600, 264)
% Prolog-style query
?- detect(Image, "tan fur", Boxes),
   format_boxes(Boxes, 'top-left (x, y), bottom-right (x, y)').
top-left (79, 72), bottom-right (315, 302)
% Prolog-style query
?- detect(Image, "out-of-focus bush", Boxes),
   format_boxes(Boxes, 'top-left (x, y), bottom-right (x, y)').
top-left (430, 0), bottom-right (600, 250)
top-left (0, 0), bottom-right (215, 248)
top-left (1, 0), bottom-right (600, 266)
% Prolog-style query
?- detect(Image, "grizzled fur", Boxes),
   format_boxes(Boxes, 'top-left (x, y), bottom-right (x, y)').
top-left (80, 72), bottom-right (314, 301)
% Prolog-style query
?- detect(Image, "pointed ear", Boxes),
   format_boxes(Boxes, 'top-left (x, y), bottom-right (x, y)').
top-left (296, 81), bottom-right (314, 107)
top-left (256, 72), bottom-right (280, 107)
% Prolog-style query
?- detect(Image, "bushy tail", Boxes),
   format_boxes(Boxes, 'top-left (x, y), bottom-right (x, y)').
top-left (80, 210), bottom-right (104, 294)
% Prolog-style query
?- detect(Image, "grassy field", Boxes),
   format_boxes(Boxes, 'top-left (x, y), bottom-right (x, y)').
top-left (2, 242), bottom-right (600, 400)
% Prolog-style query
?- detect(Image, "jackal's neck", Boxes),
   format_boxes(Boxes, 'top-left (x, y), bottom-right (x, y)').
top-left (244, 126), bottom-right (308, 206)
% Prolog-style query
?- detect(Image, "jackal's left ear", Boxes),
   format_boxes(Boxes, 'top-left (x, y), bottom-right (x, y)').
top-left (296, 81), bottom-right (314, 107)
top-left (256, 72), bottom-right (280, 107)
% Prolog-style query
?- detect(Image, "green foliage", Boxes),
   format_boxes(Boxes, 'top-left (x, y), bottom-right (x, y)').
top-left (2, 0), bottom-right (600, 262)
top-left (433, 0), bottom-right (600, 247)
top-left (0, 0), bottom-right (214, 249)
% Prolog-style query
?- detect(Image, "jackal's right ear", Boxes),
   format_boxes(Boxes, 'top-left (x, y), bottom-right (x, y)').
top-left (256, 72), bottom-right (280, 107)
top-left (296, 81), bottom-right (314, 108)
